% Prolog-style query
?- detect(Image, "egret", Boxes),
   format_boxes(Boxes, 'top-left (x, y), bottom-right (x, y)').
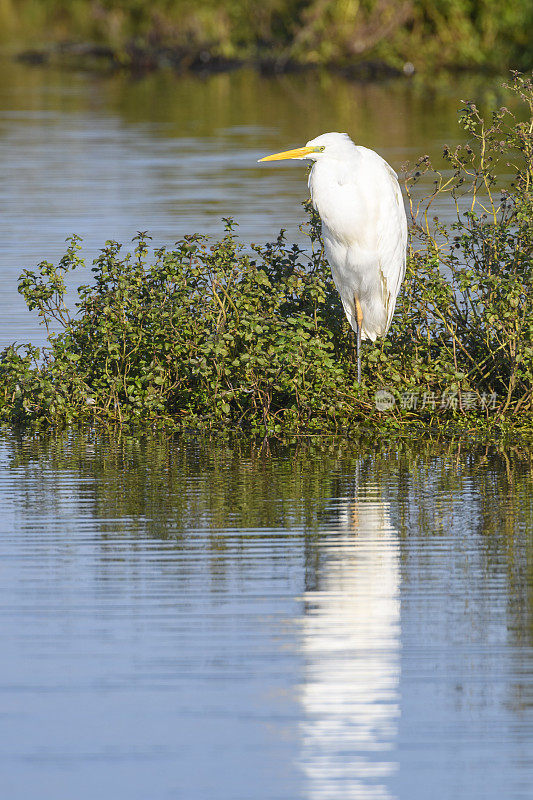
top-left (259, 132), bottom-right (407, 382)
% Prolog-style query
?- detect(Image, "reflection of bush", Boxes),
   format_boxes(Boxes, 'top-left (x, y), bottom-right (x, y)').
top-left (3, 431), bottom-right (532, 639)
top-left (4, 428), bottom-right (532, 533)
top-left (1, 75), bottom-right (532, 439)
top-left (2, 1), bottom-right (532, 73)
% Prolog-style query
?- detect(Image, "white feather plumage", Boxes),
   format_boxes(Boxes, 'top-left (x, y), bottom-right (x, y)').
top-left (305, 133), bottom-right (407, 342)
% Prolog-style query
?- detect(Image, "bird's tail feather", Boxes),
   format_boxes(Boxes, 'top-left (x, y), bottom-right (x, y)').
top-left (341, 297), bottom-right (386, 342)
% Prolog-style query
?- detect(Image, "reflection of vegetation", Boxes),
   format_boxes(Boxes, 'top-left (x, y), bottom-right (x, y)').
top-left (3, 1), bottom-right (532, 74)
top-left (4, 428), bottom-right (532, 535)
top-left (3, 428), bottom-right (532, 641)
top-left (1, 76), bottom-right (531, 439)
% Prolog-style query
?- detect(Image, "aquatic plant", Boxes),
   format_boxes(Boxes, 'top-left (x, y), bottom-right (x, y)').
top-left (1, 74), bottom-right (532, 440)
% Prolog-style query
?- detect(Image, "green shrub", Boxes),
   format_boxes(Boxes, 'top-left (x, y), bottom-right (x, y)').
top-left (2, 0), bottom-right (532, 72)
top-left (1, 74), bottom-right (532, 439)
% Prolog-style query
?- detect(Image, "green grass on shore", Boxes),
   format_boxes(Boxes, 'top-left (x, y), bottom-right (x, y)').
top-left (1, 0), bottom-right (532, 75)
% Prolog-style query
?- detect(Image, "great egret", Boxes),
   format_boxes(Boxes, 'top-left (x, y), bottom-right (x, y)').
top-left (259, 132), bottom-right (407, 382)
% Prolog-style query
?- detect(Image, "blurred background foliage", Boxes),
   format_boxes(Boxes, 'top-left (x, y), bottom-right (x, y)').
top-left (0, 0), bottom-right (531, 73)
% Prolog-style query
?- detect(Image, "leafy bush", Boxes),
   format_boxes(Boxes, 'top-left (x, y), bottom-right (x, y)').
top-left (1, 74), bottom-right (532, 439)
top-left (3, 220), bottom-right (351, 432)
top-left (293, 0), bottom-right (533, 72)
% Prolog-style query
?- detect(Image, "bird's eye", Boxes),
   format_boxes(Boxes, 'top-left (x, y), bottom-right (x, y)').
top-left (317, 146), bottom-right (325, 152)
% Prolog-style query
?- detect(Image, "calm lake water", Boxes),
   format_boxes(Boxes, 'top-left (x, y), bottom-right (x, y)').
top-left (1, 433), bottom-right (532, 800)
top-left (1, 60), bottom-right (532, 799)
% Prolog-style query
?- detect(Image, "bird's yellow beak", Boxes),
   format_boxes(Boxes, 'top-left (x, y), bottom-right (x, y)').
top-left (258, 145), bottom-right (318, 162)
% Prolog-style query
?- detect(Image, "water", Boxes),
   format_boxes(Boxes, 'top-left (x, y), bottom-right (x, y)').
top-left (1, 61), bottom-right (531, 799)
top-left (0, 433), bottom-right (531, 799)
top-left (0, 60), bottom-right (513, 348)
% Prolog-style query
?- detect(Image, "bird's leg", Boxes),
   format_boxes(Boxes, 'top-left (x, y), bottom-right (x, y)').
top-left (355, 295), bottom-right (363, 384)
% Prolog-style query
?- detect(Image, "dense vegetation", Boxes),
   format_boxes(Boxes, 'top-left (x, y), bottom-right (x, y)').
top-left (1, 74), bottom-right (532, 440)
top-left (2, 0), bottom-right (532, 75)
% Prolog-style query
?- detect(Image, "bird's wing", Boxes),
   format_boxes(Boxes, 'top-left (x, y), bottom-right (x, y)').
top-left (376, 163), bottom-right (407, 334)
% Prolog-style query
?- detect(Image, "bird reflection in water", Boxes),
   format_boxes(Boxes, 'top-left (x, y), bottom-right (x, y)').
top-left (298, 478), bottom-right (401, 799)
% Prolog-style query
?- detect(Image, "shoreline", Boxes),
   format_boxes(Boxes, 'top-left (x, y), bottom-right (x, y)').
top-left (15, 40), bottom-right (424, 81)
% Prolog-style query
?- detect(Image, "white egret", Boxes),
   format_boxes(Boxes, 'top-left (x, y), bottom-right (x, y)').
top-left (259, 133), bottom-right (407, 382)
